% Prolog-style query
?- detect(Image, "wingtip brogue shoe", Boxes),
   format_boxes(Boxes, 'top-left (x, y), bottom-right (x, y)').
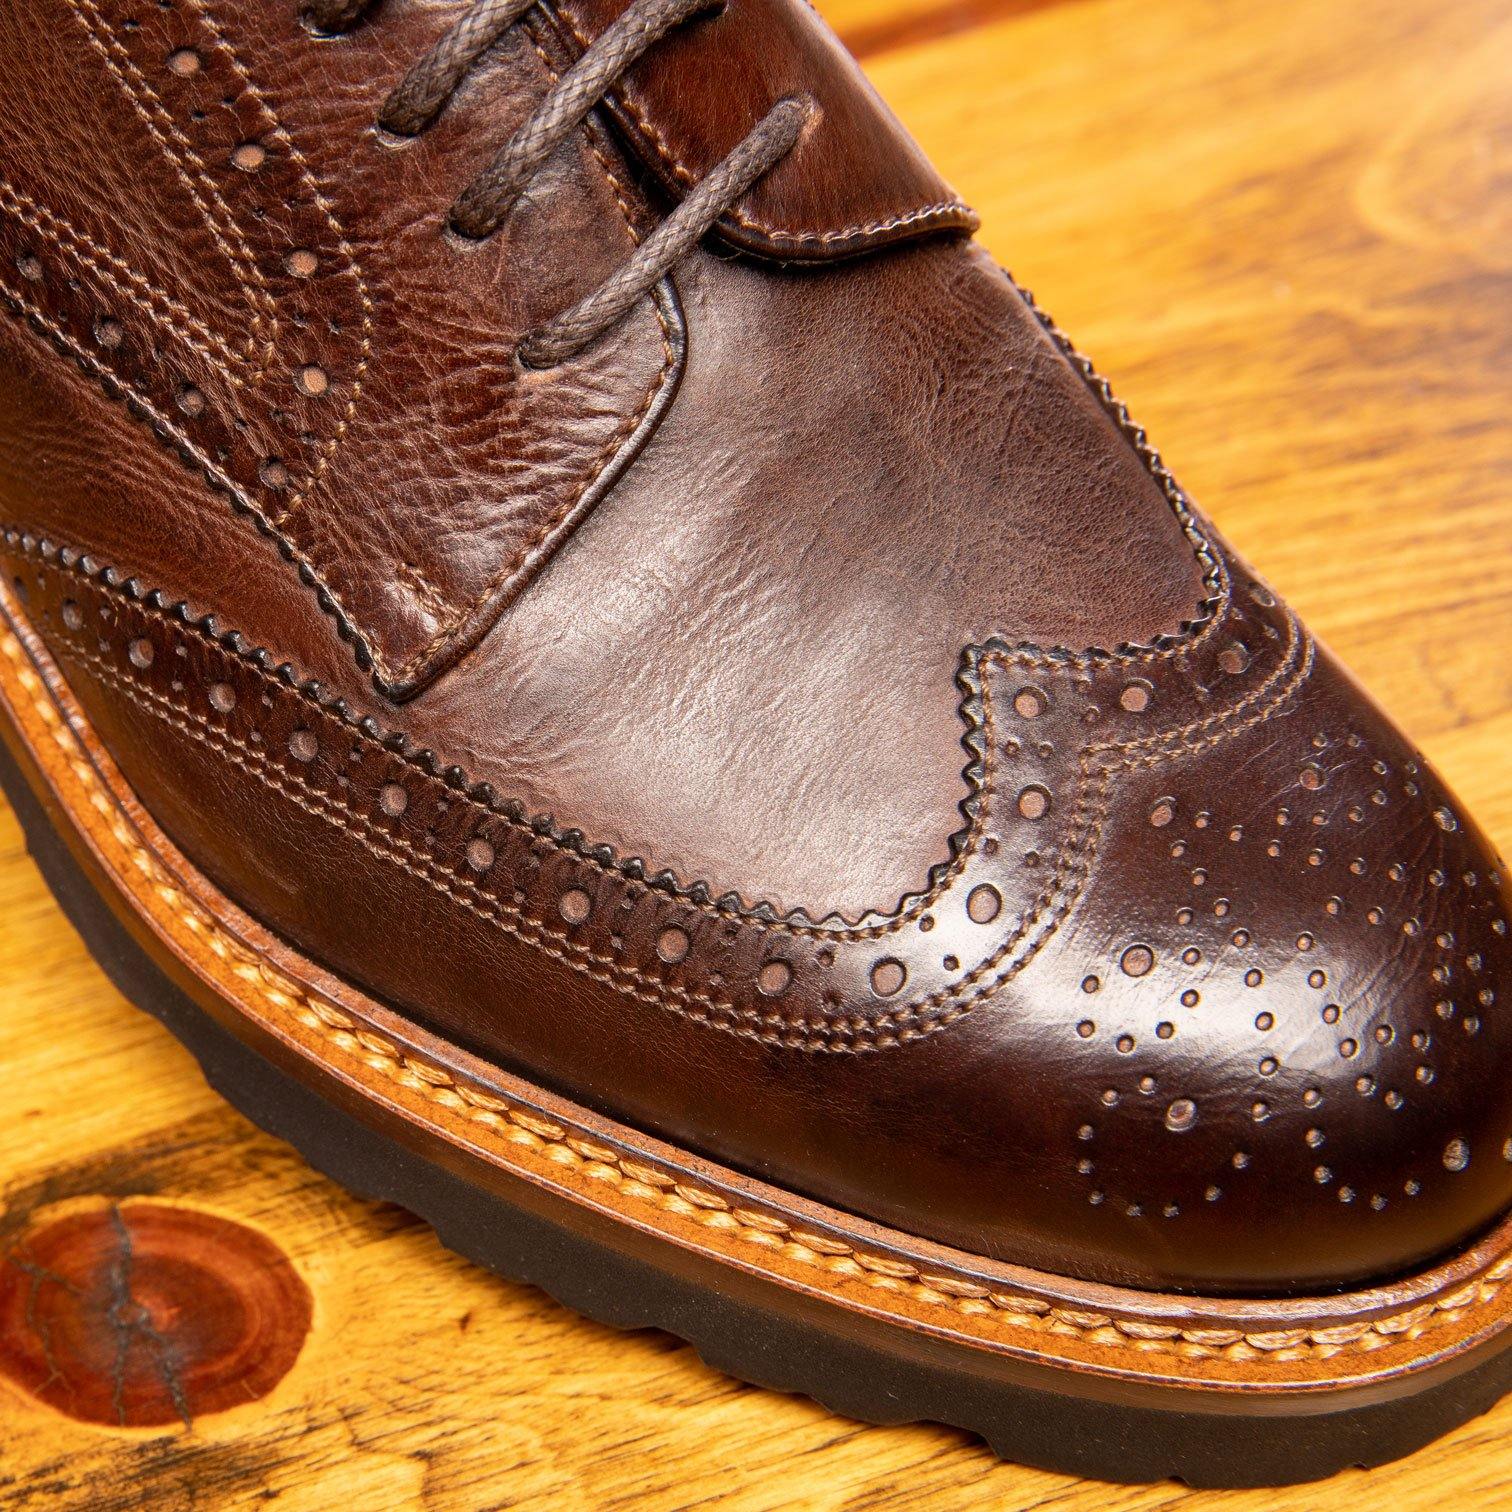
top-left (1, 0), bottom-right (1509, 1485)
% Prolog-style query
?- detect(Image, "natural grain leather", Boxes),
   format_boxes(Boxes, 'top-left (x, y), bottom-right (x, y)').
top-left (2, 0), bottom-right (1509, 1295)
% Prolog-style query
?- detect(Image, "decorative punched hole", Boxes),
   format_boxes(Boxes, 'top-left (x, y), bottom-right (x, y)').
top-left (177, 384), bottom-right (206, 417)
top-left (1300, 764), bottom-right (1324, 791)
top-left (285, 248), bottom-right (319, 277)
top-left (1017, 785), bottom-right (1051, 821)
top-left (559, 888), bottom-right (592, 925)
top-left (231, 141), bottom-right (268, 172)
top-left (1076, 1020), bottom-right (1095, 1038)
top-left (208, 681), bottom-right (236, 713)
top-left (656, 926), bottom-right (689, 964)
top-left (1013, 687), bottom-right (1047, 719)
top-left (465, 837), bottom-right (495, 872)
top-left (378, 782), bottom-right (408, 818)
top-left (966, 884), bottom-right (1001, 924)
top-left (1120, 682), bottom-right (1151, 713)
top-left (166, 47), bottom-right (202, 75)
top-left (288, 729), bottom-right (318, 762)
top-left (1444, 1138), bottom-right (1470, 1173)
top-left (127, 637), bottom-right (154, 669)
top-left (1119, 945), bottom-right (1155, 978)
top-left (1148, 799), bottom-right (1175, 828)
top-left (61, 601), bottom-right (84, 631)
top-left (757, 960), bottom-right (792, 997)
top-left (870, 958), bottom-right (906, 997)
top-left (1217, 643), bottom-right (1250, 676)
top-left (296, 365), bottom-right (329, 397)
top-left (260, 458), bottom-right (290, 490)
top-left (1081, 974), bottom-right (1101, 994)
top-left (16, 253), bottom-right (43, 282)
top-left (94, 317), bottom-right (124, 349)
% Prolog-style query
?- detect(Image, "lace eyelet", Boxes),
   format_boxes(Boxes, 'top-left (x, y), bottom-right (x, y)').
top-left (514, 338), bottom-right (554, 373)
top-left (369, 122), bottom-right (421, 151)
top-left (440, 217), bottom-right (491, 251)
top-left (298, 0), bottom-right (367, 38)
top-left (300, 16), bottom-right (354, 39)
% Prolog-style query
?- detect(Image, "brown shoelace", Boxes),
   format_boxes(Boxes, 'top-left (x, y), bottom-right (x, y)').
top-left (303, 0), bottom-right (812, 366)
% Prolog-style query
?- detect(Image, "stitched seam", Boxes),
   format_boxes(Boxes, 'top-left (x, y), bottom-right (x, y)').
top-left (59, 638), bottom-right (726, 1016)
top-left (0, 181), bottom-right (250, 378)
top-left (385, 29), bottom-right (679, 687)
top-left (189, 0), bottom-right (374, 532)
top-left (1012, 277), bottom-right (1224, 656)
top-left (0, 530), bottom-right (1280, 986)
top-left (58, 0), bottom-right (400, 684)
top-left (41, 580), bottom-right (1314, 1050)
top-left (9, 534), bottom-right (997, 939)
top-left (5, 623), bottom-right (1506, 1363)
top-left (67, 0), bottom-right (278, 362)
top-left (0, 293), bottom-right (371, 678)
top-left (547, 4), bottom-right (975, 246)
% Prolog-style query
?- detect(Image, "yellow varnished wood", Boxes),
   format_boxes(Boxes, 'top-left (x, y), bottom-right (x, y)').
top-left (2, 0), bottom-right (1509, 1504)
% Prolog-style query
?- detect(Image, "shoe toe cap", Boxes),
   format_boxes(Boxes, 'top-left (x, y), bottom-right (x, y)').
top-left (1034, 637), bottom-right (1512, 1291)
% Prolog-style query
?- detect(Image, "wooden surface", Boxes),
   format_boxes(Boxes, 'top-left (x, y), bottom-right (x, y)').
top-left (3, 0), bottom-right (1510, 1504)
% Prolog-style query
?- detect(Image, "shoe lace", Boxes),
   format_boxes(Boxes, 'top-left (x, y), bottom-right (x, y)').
top-left (302, 0), bottom-right (812, 367)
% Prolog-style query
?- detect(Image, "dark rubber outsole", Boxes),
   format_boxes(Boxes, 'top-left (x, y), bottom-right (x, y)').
top-left (5, 727), bottom-right (1512, 1489)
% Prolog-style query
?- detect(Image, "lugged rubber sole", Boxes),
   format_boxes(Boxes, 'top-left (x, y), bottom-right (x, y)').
top-left (5, 571), bottom-right (1512, 1487)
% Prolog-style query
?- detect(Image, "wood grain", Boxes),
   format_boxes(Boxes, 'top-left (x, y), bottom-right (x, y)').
top-left (2, 0), bottom-right (1509, 1504)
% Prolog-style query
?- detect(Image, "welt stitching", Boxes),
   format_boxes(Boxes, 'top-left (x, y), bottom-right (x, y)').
top-left (0, 181), bottom-right (251, 378)
top-left (67, 0), bottom-right (278, 359)
top-left (546, 3), bottom-right (975, 246)
top-left (386, 27), bottom-right (680, 685)
top-left (40, 570), bottom-right (1314, 1050)
top-left (8, 621), bottom-right (1499, 1364)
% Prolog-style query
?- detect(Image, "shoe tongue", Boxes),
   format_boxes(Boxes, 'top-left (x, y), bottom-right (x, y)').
top-left (546, 0), bottom-right (976, 259)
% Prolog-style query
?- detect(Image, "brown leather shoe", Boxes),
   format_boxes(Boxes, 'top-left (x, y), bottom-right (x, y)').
top-left (2, 0), bottom-right (1509, 1486)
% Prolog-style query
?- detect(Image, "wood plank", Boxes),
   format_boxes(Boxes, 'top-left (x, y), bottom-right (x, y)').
top-left (2, 0), bottom-right (1510, 1505)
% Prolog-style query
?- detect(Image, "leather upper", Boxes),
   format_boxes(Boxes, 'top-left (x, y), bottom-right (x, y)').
top-left (2, 0), bottom-right (1509, 1295)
